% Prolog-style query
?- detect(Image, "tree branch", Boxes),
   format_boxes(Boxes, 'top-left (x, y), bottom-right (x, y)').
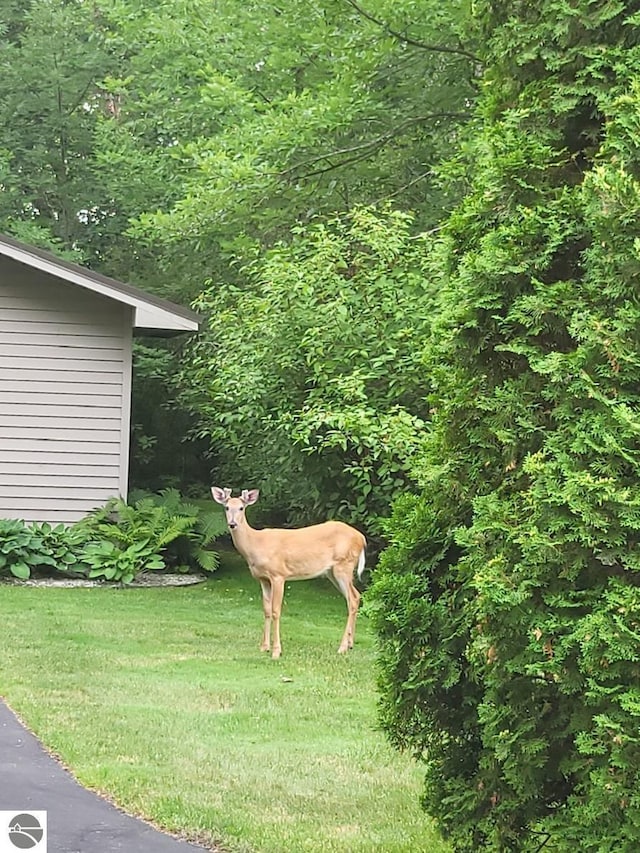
top-left (343, 0), bottom-right (482, 63)
top-left (280, 112), bottom-right (471, 180)
top-left (372, 170), bottom-right (435, 205)
top-left (66, 77), bottom-right (97, 116)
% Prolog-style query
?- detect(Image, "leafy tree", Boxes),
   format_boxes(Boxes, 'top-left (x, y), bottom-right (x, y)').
top-left (118, 0), bottom-right (478, 276)
top-left (369, 1), bottom-right (640, 850)
top-left (0, 0), bottom-right (477, 288)
top-left (106, 0), bottom-right (477, 507)
top-left (0, 0), bottom-right (110, 255)
top-left (0, 1), bottom-right (477, 503)
top-left (179, 207), bottom-right (433, 531)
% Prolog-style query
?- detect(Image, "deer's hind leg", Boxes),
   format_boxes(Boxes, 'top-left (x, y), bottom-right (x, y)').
top-left (329, 565), bottom-right (361, 653)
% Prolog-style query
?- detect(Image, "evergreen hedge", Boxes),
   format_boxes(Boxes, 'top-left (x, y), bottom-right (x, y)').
top-left (369, 2), bottom-right (640, 850)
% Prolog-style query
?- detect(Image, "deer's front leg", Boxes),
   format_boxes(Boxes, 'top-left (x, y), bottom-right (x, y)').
top-left (259, 579), bottom-right (272, 652)
top-left (270, 576), bottom-right (285, 660)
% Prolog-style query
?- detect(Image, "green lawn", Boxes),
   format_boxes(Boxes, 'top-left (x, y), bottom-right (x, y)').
top-left (0, 553), bottom-right (447, 853)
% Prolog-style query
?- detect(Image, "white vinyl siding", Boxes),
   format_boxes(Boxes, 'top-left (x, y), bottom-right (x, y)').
top-left (0, 258), bottom-right (131, 524)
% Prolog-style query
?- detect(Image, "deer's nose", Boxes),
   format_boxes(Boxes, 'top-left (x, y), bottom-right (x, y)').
top-left (229, 521), bottom-right (237, 529)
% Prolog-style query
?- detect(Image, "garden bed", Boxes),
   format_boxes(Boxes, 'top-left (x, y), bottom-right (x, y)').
top-left (2, 572), bottom-right (208, 588)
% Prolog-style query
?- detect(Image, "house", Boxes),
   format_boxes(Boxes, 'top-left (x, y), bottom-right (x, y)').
top-left (0, 233), bottom-right (199, 524)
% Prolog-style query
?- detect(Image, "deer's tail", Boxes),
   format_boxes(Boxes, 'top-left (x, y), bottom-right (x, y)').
top-left (357, 540), bottom-right (366, 580)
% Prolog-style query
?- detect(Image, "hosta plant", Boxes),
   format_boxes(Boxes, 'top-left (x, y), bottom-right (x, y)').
top-left (81, 539), bottom-right (164, 585)
top-left (0, 519), bottom-right (56, 579)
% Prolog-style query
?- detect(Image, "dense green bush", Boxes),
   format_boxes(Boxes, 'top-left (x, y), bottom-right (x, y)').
top-left (0, 520), bottom-right (91, 579)
top-left (34, 521), bottom-right (91, 576)
top-left (369, 2), bottom-right (640, 851)
top-left (180, 207), bottom-right (432, 533)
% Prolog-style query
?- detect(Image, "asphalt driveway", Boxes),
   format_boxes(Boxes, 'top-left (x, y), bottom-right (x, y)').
top-left (0, 700), bottom-right (216, 853)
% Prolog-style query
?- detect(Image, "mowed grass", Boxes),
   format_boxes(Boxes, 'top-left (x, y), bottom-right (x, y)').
top-left (0, 552), bottom-right (447, 853)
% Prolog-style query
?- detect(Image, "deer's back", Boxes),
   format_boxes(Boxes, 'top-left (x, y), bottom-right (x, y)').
top-left (248, 520), bottom-right (364, 579)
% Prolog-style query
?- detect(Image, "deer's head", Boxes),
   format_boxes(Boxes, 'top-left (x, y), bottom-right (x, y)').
top-left (211, 487), bottom-right (259, 529)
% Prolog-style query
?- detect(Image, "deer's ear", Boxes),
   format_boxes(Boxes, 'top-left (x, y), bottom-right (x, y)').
top-left (211, 486), bottom-right (231, 504)
top-left (241, 489), bottom-right (260, 505)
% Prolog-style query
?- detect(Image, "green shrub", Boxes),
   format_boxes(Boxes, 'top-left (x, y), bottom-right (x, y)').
top-left (0, 491), bottom-right (224, 585)
top-left (179, 208), bottom-right (432, 533)
top-left (0, 519), bottom-right (90, 580)
top-left (369, 2), bottom-right (640, 851)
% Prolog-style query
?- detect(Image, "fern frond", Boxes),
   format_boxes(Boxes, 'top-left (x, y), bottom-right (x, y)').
top-left (197, 512), bottom-right (228, 544)
top-left (156, 516), bottom-right (197, 548)
top-left (194, 547), bottom-right (220, 573)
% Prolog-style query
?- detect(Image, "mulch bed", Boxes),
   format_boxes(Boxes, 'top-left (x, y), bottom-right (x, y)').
top-left (1, 573), bottom-right (207, 588)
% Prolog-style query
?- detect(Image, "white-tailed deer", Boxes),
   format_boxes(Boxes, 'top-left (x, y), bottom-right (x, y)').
top-left (211, 487), bottom-right (366, 659)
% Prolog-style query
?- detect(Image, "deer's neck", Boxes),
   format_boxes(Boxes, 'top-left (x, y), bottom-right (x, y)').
top-left (230, 521), bottom-right (262, 564)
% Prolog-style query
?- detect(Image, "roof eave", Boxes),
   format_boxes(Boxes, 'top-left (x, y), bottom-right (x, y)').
top-left (134, 305), bottom-right (199, 333)
top-left (0, 234), bottom-right (200, 332)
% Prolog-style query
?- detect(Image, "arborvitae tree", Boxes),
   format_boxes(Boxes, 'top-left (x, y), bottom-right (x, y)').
top-left (369, 2), bottom-right (640, 850)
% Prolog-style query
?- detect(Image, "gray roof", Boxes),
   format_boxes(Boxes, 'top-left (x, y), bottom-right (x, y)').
top-left (0, 233), bottom-right (200, 334)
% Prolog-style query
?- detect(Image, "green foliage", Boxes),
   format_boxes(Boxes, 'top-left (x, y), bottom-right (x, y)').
top-left (117, 0), bottom-right (477, 262)
top-left (0, 0), bottom-right (476, 292)
top-left (0, 0), bottom-right (476, 514)
top-left (0, 492), bottom-right (223, 585)
top-left (0, 520), bottom-right (55, 579)
top-left (127, 488), bottom-right (227, 573)
top-left (33, 522), bottom-right (91, 577)
top-left (369, 1), bottom-right (640, 850)
top-left (180, 207), bottom-right (432, 530)
top-left (129, 342), bottom-right (210, 493)
top-left (0, 520), bottom-right (88, 580)
top-left (81, 539), bottom-right (164, 585)
top-left (77, 496), bottom-right (196, 582)
top-left (0, 0), bottom-right (109, 253)
top-left (82, 490), bottom-right (225, 575)
top-left (0, 520), bottom-right (91, 580)
top-left (80, 496), bottom-right (194, 548)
